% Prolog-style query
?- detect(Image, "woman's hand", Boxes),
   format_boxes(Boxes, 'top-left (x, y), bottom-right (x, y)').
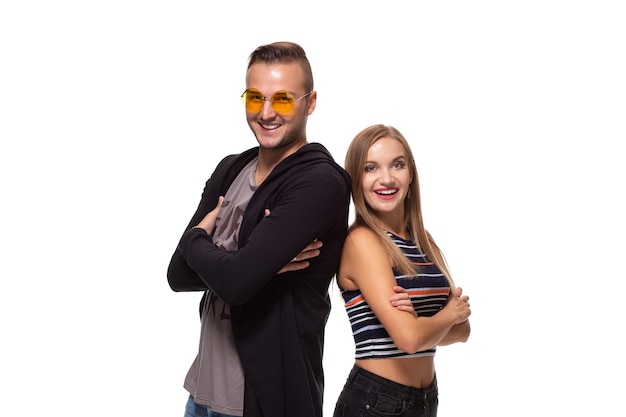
top-left (443, 286), bottom-right (471, 324)
top-left (390, 286), bottom-right (417, 318)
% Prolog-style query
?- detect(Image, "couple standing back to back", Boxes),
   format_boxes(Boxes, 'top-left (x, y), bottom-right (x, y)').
top-left (167, 41), bottom-right (471, 417)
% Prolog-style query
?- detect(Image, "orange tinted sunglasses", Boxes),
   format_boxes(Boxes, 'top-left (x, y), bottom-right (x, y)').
top-left (241, 88), bottom-right (312, 114)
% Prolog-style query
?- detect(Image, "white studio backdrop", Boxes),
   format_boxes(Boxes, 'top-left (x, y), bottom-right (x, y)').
top-left (1, 1), bottom-right (624, 416)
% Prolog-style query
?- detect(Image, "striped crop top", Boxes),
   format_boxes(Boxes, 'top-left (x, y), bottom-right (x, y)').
top-left (340, 231), bottom-right (451, 360)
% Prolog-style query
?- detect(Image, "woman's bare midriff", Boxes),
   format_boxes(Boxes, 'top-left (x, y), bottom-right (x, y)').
top-left (356, 356), bottom-right (435, 388)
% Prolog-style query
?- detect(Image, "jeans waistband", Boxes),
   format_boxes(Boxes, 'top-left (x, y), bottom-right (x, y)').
top-left (347, 364), bottom-right (438, 404)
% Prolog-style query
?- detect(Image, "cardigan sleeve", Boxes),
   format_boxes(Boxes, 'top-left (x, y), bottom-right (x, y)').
top-left (175, 163), bottom-right (350, 305)
top-left (166, 154), bottom-right (238, 292)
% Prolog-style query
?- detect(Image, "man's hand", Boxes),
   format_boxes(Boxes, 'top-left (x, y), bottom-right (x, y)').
top-left (263, 208), bottom-right (323, 274)
top-left (277, 240), bottom-right (323, 274)
top-left (195, 196), bottom-right (224, 234)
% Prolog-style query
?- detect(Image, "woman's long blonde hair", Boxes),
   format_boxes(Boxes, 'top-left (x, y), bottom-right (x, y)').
top-left (344, 124), bottom-right (455, 287)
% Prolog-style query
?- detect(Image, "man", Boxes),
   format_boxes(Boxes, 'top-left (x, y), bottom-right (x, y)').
top-left (167, 42), bottom-right (351, 417)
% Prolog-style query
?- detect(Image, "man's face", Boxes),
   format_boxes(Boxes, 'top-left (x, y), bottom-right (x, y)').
top-left (244, 62), bottom-right (316, 152)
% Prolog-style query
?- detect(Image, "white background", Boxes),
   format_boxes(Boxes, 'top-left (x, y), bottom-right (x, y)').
top-left (1, 1), bottom-right (624, 416)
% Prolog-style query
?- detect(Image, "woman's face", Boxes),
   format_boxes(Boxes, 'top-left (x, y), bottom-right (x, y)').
top-left (361, 136), bottom-right (412, 220)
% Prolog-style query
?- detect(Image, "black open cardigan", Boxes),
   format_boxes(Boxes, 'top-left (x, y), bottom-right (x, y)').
top-left (168, 143), bottom-right (351, 417)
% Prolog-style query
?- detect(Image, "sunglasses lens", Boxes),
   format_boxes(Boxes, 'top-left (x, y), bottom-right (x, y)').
top-left (242, 89), bottom-right (302, 114)
top-left (243, 89), bottom-right (264, 113)
top-left (270, 91), bottom-right (294, 114)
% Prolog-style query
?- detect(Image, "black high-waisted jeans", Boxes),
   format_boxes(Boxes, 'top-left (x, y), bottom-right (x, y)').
top-left (333, 365), bottom-right (438, 417)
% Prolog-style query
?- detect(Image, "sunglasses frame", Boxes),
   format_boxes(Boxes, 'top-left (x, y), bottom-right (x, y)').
top-left (241, 88), bottom-right (313, 114)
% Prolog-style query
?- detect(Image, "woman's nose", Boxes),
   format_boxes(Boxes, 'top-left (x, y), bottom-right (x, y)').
top-left (378, 168), bottom-right (394, 184)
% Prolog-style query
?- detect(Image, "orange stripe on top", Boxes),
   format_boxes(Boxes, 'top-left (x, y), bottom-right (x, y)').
top-left (344, 295), bottom-right (365, 307)
top-left (344, 288), bottom-right (448, 307)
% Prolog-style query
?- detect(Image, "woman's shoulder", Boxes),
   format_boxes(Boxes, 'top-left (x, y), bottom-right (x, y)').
top-left (345, 226), bottom-right (386, 254)
top-left (347, 225), bottom-right (377, 241)
top-left (340, 226), bottom-right (392, 289)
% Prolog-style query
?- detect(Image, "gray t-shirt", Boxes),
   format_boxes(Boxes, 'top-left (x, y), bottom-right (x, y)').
top-left (183, 157), bottom-right (258, 416)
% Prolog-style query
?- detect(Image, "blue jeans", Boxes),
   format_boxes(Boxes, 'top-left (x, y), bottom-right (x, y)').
top-left (184, 395), bottom-right (240, 417)
top-left (333, 365), bottom-right (438, 417)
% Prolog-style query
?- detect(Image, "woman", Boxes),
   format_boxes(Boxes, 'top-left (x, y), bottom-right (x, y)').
top-left (334, 124), bottom-right (471, 417)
